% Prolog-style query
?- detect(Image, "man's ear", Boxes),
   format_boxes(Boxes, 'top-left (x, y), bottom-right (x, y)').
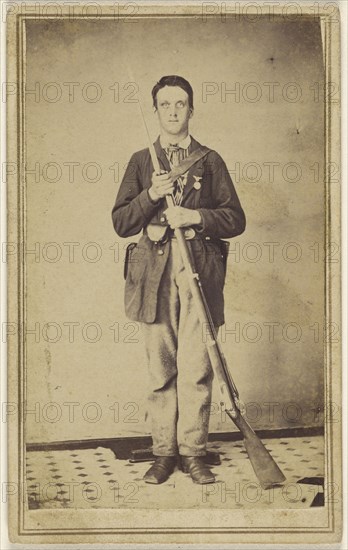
top-left (189, 108), bottom-right (194, 119)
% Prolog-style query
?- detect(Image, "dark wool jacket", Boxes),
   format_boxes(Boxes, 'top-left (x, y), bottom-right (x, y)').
top-left (111, 136), bottom-right (246, 326)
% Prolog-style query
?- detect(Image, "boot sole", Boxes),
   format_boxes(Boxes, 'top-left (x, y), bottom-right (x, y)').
top-left (191, 477), bottom-right (216, 484)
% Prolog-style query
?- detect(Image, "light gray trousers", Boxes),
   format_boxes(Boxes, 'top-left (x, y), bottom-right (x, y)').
top-left (143, 240), bottom-right (215, 457)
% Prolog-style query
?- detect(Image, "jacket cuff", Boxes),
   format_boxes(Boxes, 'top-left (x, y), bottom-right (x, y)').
top-left (138, 188), bottom-right (161, 217)
top-left (194, 209), bottom-right (207, 235)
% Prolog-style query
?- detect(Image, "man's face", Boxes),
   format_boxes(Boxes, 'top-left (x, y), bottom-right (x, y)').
top-left (155, 85), bottom-right (193, 137)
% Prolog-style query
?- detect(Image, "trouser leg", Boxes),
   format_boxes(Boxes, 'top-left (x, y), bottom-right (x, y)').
top-left (142, 249), bottom-right (179, 456)
top-left (173, 241), bottom-right (214, 457)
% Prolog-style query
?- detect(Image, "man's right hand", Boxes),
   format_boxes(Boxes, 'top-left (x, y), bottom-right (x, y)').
top-left (148, 171), bottom-right (175, 202)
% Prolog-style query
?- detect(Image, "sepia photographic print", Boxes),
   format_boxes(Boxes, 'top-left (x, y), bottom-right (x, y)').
top-left (3, 0), bottom-right (343, 545)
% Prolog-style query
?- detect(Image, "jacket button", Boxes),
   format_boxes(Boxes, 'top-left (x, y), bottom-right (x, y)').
top-left (157, 249), bottom-right (164, 255)
top-left (205, 236), bottom-right (211, 241)
top-left (160, 216), bottom-right (166, 223)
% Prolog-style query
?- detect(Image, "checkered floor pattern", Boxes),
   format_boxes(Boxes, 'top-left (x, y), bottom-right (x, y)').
top-left (26, 435), bottom-right (324, 510)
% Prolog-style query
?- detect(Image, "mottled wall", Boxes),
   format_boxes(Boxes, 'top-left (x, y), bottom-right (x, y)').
top-left (24, 16), bottom-right (325, 443)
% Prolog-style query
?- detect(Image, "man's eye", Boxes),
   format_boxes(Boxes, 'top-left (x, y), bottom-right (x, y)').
top-left (161, 102), bottom-right (169, 108)
top-left (177, 101), bottom-right (184, 108)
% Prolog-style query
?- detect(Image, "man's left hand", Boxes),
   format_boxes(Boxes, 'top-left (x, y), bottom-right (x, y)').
top-left (164, 206), bottom-right (202, 229)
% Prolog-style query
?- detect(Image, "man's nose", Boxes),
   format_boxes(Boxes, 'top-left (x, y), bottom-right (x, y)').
top-left (168, 105), bottom-right (178, 117)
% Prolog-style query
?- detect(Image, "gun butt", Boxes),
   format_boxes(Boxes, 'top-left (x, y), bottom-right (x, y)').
top-left (227, 410), bottom-right (286, 489)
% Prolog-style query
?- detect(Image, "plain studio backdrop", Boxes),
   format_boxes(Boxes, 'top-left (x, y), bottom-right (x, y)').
top-left (23, 16), bottom-right (325, 443)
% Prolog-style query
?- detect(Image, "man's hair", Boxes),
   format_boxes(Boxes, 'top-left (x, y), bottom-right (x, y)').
top-left (152, 75), bottom-right (194, 110)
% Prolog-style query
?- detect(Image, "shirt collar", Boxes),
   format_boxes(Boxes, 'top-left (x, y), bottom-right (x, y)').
top-left (160, 134), bottom-right (191, 150)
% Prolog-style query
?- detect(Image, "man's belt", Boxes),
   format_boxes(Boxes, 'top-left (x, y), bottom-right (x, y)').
top-left (168, 227), bottom-right (197, 240)
top-left (145, 225), bottom-right (198, 243)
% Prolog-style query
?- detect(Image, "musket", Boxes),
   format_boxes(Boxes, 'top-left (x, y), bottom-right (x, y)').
top-left (132, 83), bottom-right (286, 489)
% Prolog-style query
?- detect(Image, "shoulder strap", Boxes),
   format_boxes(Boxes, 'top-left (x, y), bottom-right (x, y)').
top-left (169, 146), bottom-right (210, 180)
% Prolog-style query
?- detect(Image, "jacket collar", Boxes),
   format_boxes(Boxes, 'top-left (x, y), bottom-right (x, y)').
top-left (153, 135), bottom-right (202, 172)
top-left (159, 134), bottom-right (192, 150)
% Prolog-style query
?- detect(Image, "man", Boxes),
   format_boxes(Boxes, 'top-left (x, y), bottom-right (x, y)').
top-left (112, 75), bottom-right (246, 485)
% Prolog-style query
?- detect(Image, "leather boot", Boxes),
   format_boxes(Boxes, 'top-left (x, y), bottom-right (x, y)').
top-left (143, 456), bottom-right (177, 484)
top-left (181, 456), bottom-right (216, 484)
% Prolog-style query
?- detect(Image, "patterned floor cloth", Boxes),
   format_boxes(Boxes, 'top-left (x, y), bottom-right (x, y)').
top-left (26, 436), bottom-right (324, 510)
